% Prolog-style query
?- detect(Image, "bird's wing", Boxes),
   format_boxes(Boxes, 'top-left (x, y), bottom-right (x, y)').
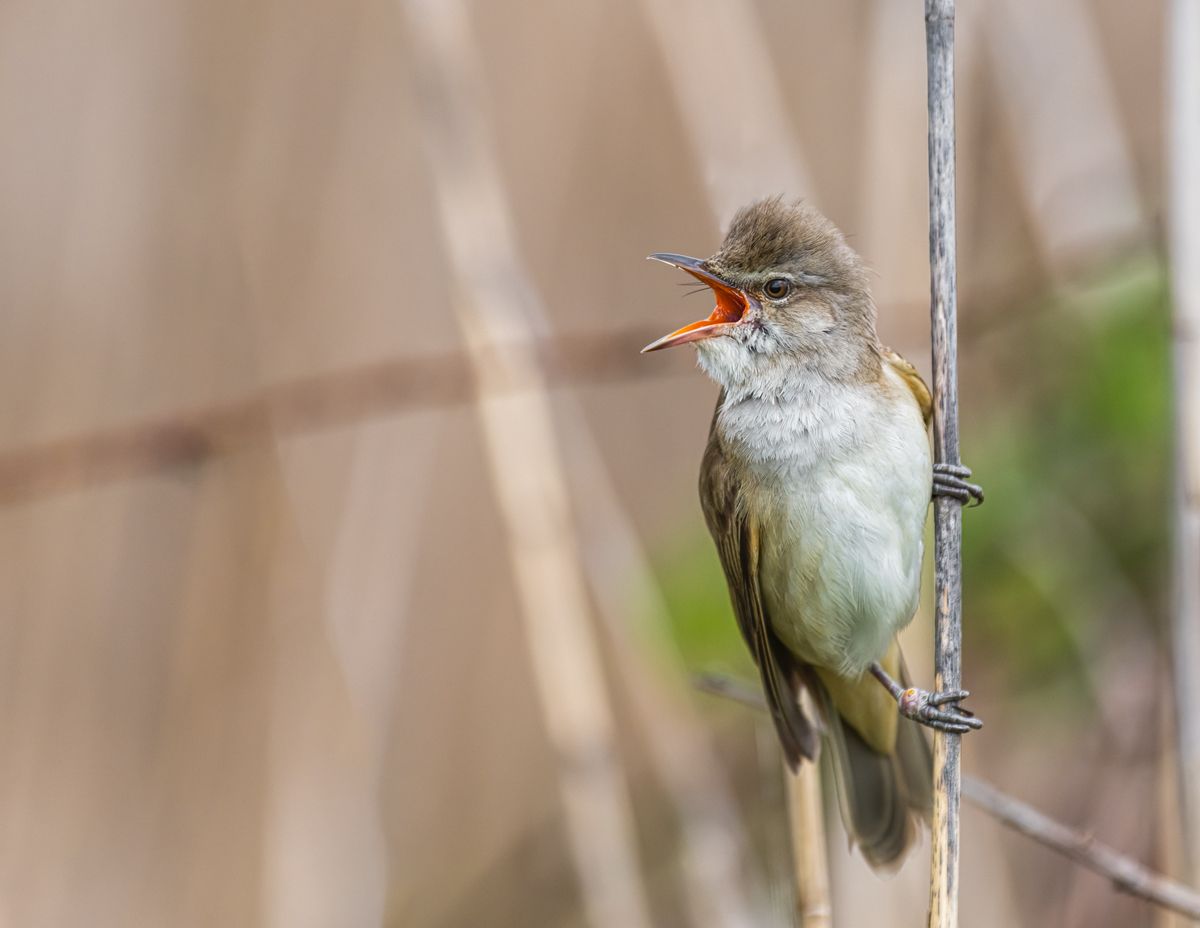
top-left (882, 348), bottom-right (932, 426)
top-left (700, 408), bottom-right (817, 768)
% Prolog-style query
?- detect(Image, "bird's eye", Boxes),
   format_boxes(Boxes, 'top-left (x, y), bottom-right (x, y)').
top-left (764, 278), bottom-right (791, 299)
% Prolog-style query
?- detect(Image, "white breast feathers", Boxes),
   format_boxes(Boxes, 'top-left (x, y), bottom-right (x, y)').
top-left (719, 365), bottom-right (932, 677)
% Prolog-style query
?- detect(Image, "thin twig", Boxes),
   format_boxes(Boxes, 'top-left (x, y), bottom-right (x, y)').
top-left (924, 1), bottom-right (964, 924)
top-left (962, 779), bottom-right (1200, 921)
top-left (694, 673), bottom-right (1200, 922)
top-left (694, 672), bottom-right (774, 711)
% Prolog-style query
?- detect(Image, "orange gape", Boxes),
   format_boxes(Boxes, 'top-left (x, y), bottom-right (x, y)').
top-left (641, 254), bottom-right (749, 353)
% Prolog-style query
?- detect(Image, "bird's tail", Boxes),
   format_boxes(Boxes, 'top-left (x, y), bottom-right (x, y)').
top-left (810, 663), bottom-right (933, 871)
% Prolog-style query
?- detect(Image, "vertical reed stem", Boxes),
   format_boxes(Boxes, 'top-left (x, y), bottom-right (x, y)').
top-left (1168, 0), bottom-right (1200, 891)
top-left (924, 1), bottom-right (964, 925)
top-left (786, 762), bottom-right (831, 927)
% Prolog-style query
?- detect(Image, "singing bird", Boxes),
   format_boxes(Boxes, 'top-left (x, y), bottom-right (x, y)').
top-left (644, 198), bottom-right (982, 868)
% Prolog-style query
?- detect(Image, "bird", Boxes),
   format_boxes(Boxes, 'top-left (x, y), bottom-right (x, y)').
top-left (643, 197), bottom-right (982, 869)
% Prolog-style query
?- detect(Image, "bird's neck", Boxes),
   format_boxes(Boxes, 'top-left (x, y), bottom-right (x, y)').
top-left (714, 352), bottom-right (887, 467)
top-left (710, 340), bottom-right (882, 406)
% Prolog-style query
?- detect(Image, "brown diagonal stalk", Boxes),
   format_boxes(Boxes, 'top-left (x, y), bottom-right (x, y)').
top-left (0, 329), bottom-right (682, 506)
top-left (962, 779), bottom-right (1200, 922)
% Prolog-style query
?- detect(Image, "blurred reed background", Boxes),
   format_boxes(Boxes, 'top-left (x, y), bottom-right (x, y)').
top-left (0, 0), bottom-right (1188, 925)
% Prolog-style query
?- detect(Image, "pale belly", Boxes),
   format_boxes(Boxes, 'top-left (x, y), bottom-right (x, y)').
top-left (754, 412), bottom-right (932, 677)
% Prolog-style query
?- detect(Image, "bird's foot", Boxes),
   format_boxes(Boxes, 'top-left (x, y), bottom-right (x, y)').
top-left (897, 686), bottom-right (982, 734)
top-left (933, 462), bottom-right (984, 507)
top-left (869, 661), bottom-right (983, 734)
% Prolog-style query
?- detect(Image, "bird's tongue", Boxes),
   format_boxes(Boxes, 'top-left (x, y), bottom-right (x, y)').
top-left (641, 275), bottom-right (747, 353)
top-left (676, 283), bottom-right (746, 330)
top-left (705, 282), bottom-right (747, 324)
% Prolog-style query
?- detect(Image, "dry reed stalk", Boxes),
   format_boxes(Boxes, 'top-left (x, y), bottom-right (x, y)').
top-left (1168, 0), bottom-right (1200, 890)
top-left (560, 416), bottom-right (761, 928)
top-left (786, 760), bottom-right (832, 927)
top-left (984, 0), bottom-right (1146, 272)
top-left (400, 2), bottom-right (652, 926)
top-left (1159, 683), bottom-right (1189, 928)
top-left (637, 0), bottom-right (812, 223)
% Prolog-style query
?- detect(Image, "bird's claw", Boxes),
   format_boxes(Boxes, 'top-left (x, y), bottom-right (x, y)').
top-left (933, 462), bottom-right (984, 507)
top-left (898, 686), bottom-right (983, 734)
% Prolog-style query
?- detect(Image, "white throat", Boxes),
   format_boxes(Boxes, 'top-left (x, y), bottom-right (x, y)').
top-left (716, 371), bottom-right (867, 469)
top-left (697, 338), bottom-right (870, 467)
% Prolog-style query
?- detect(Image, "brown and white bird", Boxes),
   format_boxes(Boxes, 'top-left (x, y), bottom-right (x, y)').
top-left (644, 198), bottom-right (982, 869)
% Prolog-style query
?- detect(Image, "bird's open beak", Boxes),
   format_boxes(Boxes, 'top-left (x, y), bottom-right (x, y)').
top-left (642, 253), bottom-right (750, 353)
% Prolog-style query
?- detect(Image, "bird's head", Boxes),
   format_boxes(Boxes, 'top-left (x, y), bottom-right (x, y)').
top-left (644, 197), bottom-right (879, 393)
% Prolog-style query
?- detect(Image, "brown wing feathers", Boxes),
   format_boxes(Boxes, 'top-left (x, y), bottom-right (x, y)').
top-left (701, 412), bottom-right (817, 768)
top-left (748, 527), bottom-right (817, 768)
top-left (882, 347), bottom-right (932, 425)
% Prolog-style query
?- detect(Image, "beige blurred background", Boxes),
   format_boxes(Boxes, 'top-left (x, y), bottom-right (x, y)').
top-left (0, 0), bottom-right (1183, 925)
